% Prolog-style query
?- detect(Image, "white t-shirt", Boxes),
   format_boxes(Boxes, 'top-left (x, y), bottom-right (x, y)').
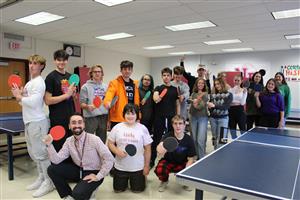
top-left (229, 86), bottom-right (247, 106)
top-left (21, 76), bottom-right (46, 124)
top-left (108, 122), bottom-right (153, 172)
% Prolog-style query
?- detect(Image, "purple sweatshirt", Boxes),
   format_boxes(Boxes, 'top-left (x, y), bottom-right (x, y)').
top-left (259, 92), bottom-right (284, 114)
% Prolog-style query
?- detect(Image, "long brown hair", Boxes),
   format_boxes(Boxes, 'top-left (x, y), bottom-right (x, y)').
top-left (192, 78), bottom-right (208, 93)
top-left (213, 78), bottom-right (227, 93)
top-left (263, 78), bottom-right (280, 94)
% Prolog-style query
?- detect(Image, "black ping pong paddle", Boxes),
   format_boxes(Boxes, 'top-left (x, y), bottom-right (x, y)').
top-left (125, 144), bottom-right (137, 156)
top-left (163, 137), bottom-right (178, 152)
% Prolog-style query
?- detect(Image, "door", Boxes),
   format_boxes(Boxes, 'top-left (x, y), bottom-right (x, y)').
top-left (0, 58), bottom-right (28, 113)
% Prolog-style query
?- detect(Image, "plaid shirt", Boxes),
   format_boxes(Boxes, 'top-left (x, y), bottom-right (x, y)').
top-left (47, 131), bottom-right (114, 180)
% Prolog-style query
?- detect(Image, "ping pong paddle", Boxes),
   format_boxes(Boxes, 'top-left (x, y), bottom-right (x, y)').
top-left (49, 125), bottom-right (65, 141)
top-left (163, 137), bottom-right (178, 152)
top-left (142, 91), bottom-right (151, 101)
top-left (159, 88), bottom-right (168, 98)
top-left (259, 69), bottom-right (266, 76)
top-left (69, 74), bottom-right (80, 86)
top-left (177, 86), bottom-right (181, 95)
top-left (110, 96), bottom-right (119, 108)
top-left (242, 79), bottom-right (250, 88)
top-left (125, 144), bottom-right (137, 156)
top-left (93, 96), bottom-right (102, 108)
top-left (8, 74), bottom-right (22, 88)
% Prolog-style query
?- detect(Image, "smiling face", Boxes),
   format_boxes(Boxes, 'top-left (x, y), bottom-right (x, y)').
top-left (266, 79), bottom-right (276, 92)
top-left (69, 115), bottom-right (85, 136)
top-left (197, 79), bottom-right (205, 91)
top-left (54, 58), bottom-right (68, 71)
top-left (29, 61), bottom-right (44, 77)
top-left (91, 66), bottom-right (103, 82)
top-left (253, 73), bottom-right (262, 84)
top-left (172, 119), bottom-right (185, 135)
top-left (275, 74), bottom-right (283, 84)
top-left (234, 76), bottom-right (242, 86)
top-left (124, 111), bottom-right (137, 125)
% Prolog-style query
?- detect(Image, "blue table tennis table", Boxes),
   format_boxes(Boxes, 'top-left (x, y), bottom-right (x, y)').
top-left (176, 127), bottom-right (300, 200)
top-left (0, 112), bottom-right (25, 180)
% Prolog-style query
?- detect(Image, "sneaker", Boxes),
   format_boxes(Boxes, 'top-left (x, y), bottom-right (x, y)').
top-left (64, 195), bottom-right (75, 200)
top-left (158, 181), bottom-right (168, 192)
top-left (32, 180), bottom-right (55, 198)
top-left (26, 176), bottom-right (44, 191)
top-left (182, 185), bottom-right (192, 191)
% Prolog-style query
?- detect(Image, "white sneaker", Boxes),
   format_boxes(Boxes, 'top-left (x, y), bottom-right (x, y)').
top-left (32, 180), bottom-right (55, 198)
top-left (26, 176), bottom-right (44, 191)
top-left (64, 195), bottom-right (75, 200)
top-left (158, 181), bottom-right (168, 192)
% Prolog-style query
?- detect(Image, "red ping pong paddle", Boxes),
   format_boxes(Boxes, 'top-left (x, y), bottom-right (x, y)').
top-left (49, 125), bottom-right (65, 141)
top-left (125, 144), bottom-right (137, 156)
top-left (163, 137), bottom-right (178, 152)
top-left (93, 96), bottom-right (102, 108)
top-left (159, 88), bottom-right (168, 98)
top-left (8, 74), bottom-right (22, 88)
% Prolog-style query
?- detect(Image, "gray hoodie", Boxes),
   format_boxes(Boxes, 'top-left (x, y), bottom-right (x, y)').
top-left (80, 80), bottom-right (108, 118)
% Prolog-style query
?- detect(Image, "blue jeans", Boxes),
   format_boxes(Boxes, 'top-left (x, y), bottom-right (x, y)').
top-left (190, 116), bottom-right (208, 159)
top-left (210, 116), bottom-right (229, 150)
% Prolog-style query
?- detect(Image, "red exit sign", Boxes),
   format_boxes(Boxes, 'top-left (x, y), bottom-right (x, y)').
top-left (9, 41), bottom-right (21, 50)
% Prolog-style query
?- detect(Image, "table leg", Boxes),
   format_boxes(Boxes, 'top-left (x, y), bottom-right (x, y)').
top-left (7, 134), bottom-right (14, 180)
top-left (195, 189), bottom-right (203, 200)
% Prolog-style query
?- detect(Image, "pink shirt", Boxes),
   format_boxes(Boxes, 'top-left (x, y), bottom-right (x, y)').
top-left (47, 131), bottom-right (114, 180)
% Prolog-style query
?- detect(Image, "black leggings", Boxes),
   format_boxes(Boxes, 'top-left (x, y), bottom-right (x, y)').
top-left (259, 113), bottom-right (280, 128)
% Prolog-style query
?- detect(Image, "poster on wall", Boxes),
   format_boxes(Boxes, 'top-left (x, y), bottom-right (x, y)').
top-left (281, 65), bottom-right (300, 82)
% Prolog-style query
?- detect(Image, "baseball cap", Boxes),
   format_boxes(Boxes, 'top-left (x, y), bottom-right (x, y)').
top-left (197, 65), bottom-right (206, 71)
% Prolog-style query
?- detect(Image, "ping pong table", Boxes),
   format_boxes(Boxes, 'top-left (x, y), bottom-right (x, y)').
top-left (176, 127), bottom-right (300, 200)
top-left (0, 112), bottom-right (25, 180)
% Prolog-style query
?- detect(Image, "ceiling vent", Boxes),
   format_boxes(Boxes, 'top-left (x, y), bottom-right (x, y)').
top-left (4, 32), bottom-right (24, 41)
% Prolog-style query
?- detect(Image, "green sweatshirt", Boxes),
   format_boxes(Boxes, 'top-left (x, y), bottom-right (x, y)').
top-left (278, 84), bottom-right (291, 117)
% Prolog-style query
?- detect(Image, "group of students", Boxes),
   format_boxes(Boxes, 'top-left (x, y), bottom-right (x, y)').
top-left (11, 49), bottom-right (291, 200)
top-left (10, 50), bottom-right (197, 200)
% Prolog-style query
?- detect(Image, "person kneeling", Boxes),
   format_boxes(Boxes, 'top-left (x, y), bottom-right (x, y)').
top-left (43, 113), bottom-right (114, 200)
top-left (154, 115), bottom-right (196, 192)
top-left (108, 103), bottom-right (152, 193)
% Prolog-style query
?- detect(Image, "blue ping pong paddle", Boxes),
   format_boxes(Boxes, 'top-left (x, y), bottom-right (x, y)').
top-left (125, 144), bottom-right (137, 156)
top-left (163, 137), bottom-right (178, 152)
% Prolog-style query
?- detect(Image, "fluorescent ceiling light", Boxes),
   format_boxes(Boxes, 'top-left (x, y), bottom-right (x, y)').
top-left (204, 39), bottom-right (242, 45)
top-left (96, 32), bottom-right (134, 40)
top-left (272, 8), bottom-right (300, 19)
top-left (285, 34), bottom-right (300, 39)
top-left (291, 44), bottom-right (300, 48)
top-left (168, 51), bottom-right (195, 55)
top-left (94, 0), bottom-right (133, 6)
top-left (15, 12), bottom-right (65, 25)
top-left (222, 48), bottom-right (254, 52)
top-left (143, 45), bottom-right (174, 50)
top-left (165, 21), bottom-right (216, 31)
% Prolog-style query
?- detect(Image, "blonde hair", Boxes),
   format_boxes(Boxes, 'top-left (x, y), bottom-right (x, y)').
top-left (88, 64), bottom-right (104, 79)
top-left (28, 54), bottom-right (46, 71)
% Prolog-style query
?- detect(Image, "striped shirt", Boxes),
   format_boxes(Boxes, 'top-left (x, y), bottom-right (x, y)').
top-left (47, 131), bottom-right (114, 180)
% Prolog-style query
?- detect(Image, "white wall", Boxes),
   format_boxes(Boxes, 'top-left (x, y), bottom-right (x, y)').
top-left (151, 49), bottom-right (300, 110)
top-left (0, 32), bottom-right (150, 82)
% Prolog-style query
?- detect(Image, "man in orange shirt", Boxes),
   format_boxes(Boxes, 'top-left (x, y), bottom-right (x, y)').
top-left (104, 60), bottom-right (140, 129)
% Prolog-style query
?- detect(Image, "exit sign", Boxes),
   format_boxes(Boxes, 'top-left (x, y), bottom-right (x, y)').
top-left (9, 42), bottom-right (21, 50)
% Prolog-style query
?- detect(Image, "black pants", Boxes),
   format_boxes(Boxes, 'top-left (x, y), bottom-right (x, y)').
top-left (151, 115), bottom-right (173, 165)
top-left (259, 113), bottom-right (280, 128)
top-left (246, 115), bottom-right (261, 130)
top-left (113, 169), bottom-right (145, 192)
top-left (228, 105), bottom-right (246, 139)
top-left (47, 162), bottom-right (103, 200)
